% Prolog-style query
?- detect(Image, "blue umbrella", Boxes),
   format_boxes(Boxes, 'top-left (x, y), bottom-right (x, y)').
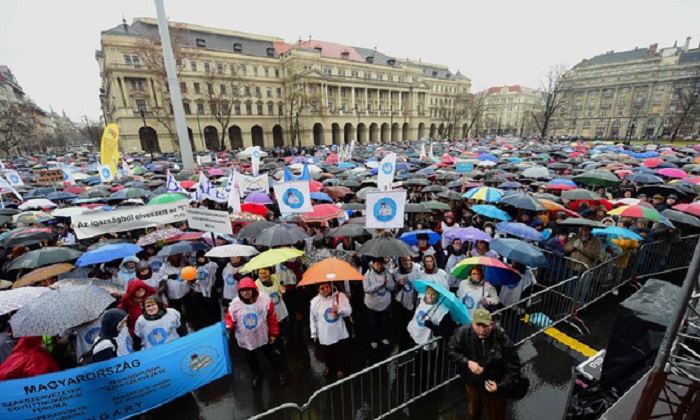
top-left (498, 181), bottom-right (522, 190)
top-left (623, 173), bottom-right (663, 184)
top-left (338, 162), bottom-right (356, 169)
top-left (444, 227), bottom-right (492, 243)
top-left (157, 241), bottom-right (209, 257)
top-left (76, 243), bottom-right (143, 266)
top-left (592, 226), bottom-right (643, 241)
top-left (477, 154), bottom-right (499, 162)
top-left (471, 204), bottom-right (512, 221)
top-left (547, 179), bottom-right (577, 188)
top-left (46, 191), bottom-right (78, 202)
top-left (399, 229), bottom-right (441, 246)
top-left (490, 238), bottom-right (548, 267)
top-left (414, 280), bottom-right (471, 325)
top-left (395, 163), bottom-right (412, 171)
top-left (496, 222), bottom-right (543, 241)
top-left (310, 192), bottom-right (333, 202)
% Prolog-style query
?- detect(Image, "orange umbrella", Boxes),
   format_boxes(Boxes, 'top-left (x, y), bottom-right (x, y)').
top-left (539, 199), bottom-right (582, 219)
top-left (298, 258), bottom-right (364, 286)
top-left (300, 204), bottom-right (345, 224)
top-left (13, 263), bottom-right (75, 288)
top-left (325, 186), bottom-right (353, 200)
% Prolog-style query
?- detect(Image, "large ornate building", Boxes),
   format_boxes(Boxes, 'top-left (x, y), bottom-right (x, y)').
top-left (481, 85), bottom-right (542, 137)
top-left (555, 38), bottom-right (700, 140)
top-left (96, 18), bottom-right (471, 153)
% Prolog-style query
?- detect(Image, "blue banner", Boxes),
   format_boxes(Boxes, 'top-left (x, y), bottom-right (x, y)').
top-left (283, 164), bottom-right (310, 182)
top-left (0, 322), bottom-right (231, 420)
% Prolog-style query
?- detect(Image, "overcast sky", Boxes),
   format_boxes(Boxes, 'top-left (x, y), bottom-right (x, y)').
top-left (1, 0), bottom-right (699, 121)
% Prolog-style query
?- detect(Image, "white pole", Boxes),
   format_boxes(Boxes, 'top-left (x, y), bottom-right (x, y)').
top-left (153, 0), bottom-right (195, 170)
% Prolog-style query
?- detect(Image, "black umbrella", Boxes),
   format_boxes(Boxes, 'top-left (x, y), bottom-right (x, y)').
top-left (341, 202), bottom-right (365, 211)
top-left (422, 185), bottom-right (447, 193)
top-left (402, 179), bottom-right (431, 187)
top-left (437, 191), bottom-right (462, 201)
top-left (0, 209), bottom-right (20, 216)
top-left (157, 241), bottom-right (209, 257)
top-left (638, 184), bottom-right (695, 200)
top-left (237, 221), bottom-right (276, 239)
top-left (0, 228), bottom-right (57, 249)
top-left (357, 237), bottom-right (417, 258)
top-left (500, 192), bottom-right (547, 212)
top-left (8, 247), bottom-right (83, 270)
top-left (325, 224), bottom-right (370, 238)
top-left (255, 224), bottom-right (309, 247)
top-left (405, 203), bottom-right (430, 214)
top-left (561, 189), bottom-right (602, 201)
top-left (661, 209), bottom-right (700, 227)
top-left (557, 218), bottom-right (605, 228)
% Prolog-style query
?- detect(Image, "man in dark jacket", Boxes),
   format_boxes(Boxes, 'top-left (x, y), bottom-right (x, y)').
top-left (447, 309), bottom-right (520, 420)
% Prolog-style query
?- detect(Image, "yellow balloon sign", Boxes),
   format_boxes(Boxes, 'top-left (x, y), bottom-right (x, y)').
top-left (100, 123), bottom-right (120, 176)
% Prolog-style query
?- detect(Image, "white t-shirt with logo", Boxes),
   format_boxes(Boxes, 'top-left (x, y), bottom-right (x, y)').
top-left (134, 308), bottom-right (181, 350)
top-left (309, 293), bottom-right (351, 346)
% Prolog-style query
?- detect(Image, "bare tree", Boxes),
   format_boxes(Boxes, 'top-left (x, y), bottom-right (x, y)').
top-left (530, 64), bottom-right (569, 138)
top-left (0, 102), bottom-right (36, 157)
top-left (203, 63), bottom-right (247, 150)
top-left (282, 62), bottom-right (323, 147)
top-left (74, 116), bottom-right (103, 147)
top-left (669, 70), bottom-right (700, 140)
top-left (463, 92), bottom-right (490, 137)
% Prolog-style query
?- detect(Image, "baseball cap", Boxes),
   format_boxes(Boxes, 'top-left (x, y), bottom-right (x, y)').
top-left (472, 309), bottom-right (492, 325)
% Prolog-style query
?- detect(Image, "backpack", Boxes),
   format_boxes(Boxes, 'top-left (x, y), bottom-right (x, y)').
top-left (77, 337), bottom-right (117, 366)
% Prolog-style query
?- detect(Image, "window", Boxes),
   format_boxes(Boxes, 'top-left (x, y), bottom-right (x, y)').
top-left (230, 65), bottom-right (238, 76)
top-left (222, 103), bottom-right (229, 115)
top-left (135, 99), bottom-right (147, 112)
top-left (264, 68), bottom-right (269, 77)
top-left (196, 38), bottom-right (206, 48)
top-left (324, 68), bottom-right (332, 76)
top-left (587, 111), bottom-right (593, 117)
top-left (246, 104), bottom-right (252, 115)
top-left (217, 63), bottom-right (223, 74)
top-left (377, 74), bottom-right (383, 81)
top-left (124, 54), bottom-right (132, 65)
top-left (268, 103), bottom-right (274, 115)
top-left (278, 104), bottom-right (284, 115)
top-left (266, 47), bottom-right (274, 57)
top-left (253, 67), bottom-right (259, 77)
top-left (207, 83), bottom-right (214, 94)
top-left (340, 88), bottom-right (346, 98)
top-left (129, 79), bottom-right (144, 92)
top-left (244, 86), bottom-right (250, 96)
top-left (210, 103), bottom-right (217, 114)
top-left (388, 75), bottom-right (393, 82)
top-left (232, 85), bottom-right (239, 96)
top-left (191, 61), bottom-right (197, 72)
top-left (242, 66), bottom-right (247, 76)
top-left (233, 43), bottom-right (242, 53)
top-left (204, 62), bottom-right (211, 73)
top-left (274, 69), bottom-right (280, 78)
top-left (194, 83), bottom-right (201, 94)
top-left (276, 88), bottom-right (282, 98)
top-left (234, 102), bottom-right (241, 115)
top-left (221, 84), bottom-right (226, 94)
top-left (618, 110), bottom-right (624, 116)
top-left (267, 87), bottom-right (272, 98)
top-left (351, 70), bottom-right (358, 78)
top-left (180, 82), bottom-right (187, 93)
top-left (197, 103), bottom-right (205, 114)
top-left (255, 86), bottom-right (261, 97)
top-left (183, 103), bottom-right (191, 114)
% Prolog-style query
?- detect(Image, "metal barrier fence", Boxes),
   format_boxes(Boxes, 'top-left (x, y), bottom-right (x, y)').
top-left (249, 234), bottom-right (700, 420)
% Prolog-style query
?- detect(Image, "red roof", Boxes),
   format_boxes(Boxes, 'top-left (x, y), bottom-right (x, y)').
top-left (274, 40), bottom-right (365, 62)
top-left (486, 85), bottom-right (537, 94)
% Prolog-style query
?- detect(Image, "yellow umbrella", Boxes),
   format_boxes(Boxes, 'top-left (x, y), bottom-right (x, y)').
top-left (239, 248), bottom-right (304, 273)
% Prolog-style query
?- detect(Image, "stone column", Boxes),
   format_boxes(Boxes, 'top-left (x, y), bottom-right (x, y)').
top-left (351, 87), bottom-right (356, 113)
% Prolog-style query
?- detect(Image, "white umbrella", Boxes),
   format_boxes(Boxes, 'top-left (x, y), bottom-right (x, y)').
top-left (238, 147), bottom-right (268, 158)
top-left (19, 199), bottom-right (57, 210)
top-left (205, 244), bottom-right (260, 258)
top-left (72, 173), bottom-right (89, 180)
top-left (0, 287), bottom-right (50, 316)
top-left (52, 207), bottom-right (89, 218)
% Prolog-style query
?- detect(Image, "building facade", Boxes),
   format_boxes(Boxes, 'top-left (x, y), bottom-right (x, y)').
top-left (555, 38), bottom-right (700, 140)
top-left (96, 18), bottom-right (471, 153)
top-left (481, 85), bottom-right (541, 137)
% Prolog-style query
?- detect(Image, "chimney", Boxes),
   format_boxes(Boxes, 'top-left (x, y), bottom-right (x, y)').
top-left (683, 36), bottom-right (691, 52)
top-left (649, 43), bottom-right (658, 53)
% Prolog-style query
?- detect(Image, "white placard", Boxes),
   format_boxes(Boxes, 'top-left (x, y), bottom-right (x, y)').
top-left (274, 181), bottom-right (314, 213)
top-left (234, 172), bottom-right (269, 196)
top-left (73, 201), bottom-right (188, 239)
top-left (185, 207), bottom-right (233, 235)
top-left (377, 153), bottom-right (396, 191)
top-left (365, 190), bottom-right (407, 229)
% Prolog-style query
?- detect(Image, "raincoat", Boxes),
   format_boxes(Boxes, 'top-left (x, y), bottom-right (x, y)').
top-left (117, 279), bottom-right (157, 336)
top-left (0, 336), bottom-right (59, 380)
top-left (115, 256), bottom-right (139, 288)
top-left (309, 292), bottom-right (352, 345)
top-left (226, 278), bottom-right (279, 350)
top-left (256, 274), bottom-right (288, 322)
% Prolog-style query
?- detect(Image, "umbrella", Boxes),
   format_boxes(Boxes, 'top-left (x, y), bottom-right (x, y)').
top-left (13, 263), bottom-right (76, 288)
top-left (205, 244), bottom-right (260, 258)
top-left (656, 168), bottom-right (688, 179)
top-left (305, 248), bottom-right (353, 264)
top-left (405, 203), bottom-right (429, 213)
top-left (471, 204), bottom-right (512, 221)
top-left (51, 207), bottom-right (90, 218)
top-left (237, 221), bottom-right (276, 239)
top-left (157, 241), bottom-right (209, 257)
top-left (521, 166), bottom-right (550, 179)
top-left (414, 280), bottom-right (471, 325)
top-left (341, 202), bottom-right (365, 211)
top-left (661, 209), bottom-right (700, 227)
top-left (325, 224), bottom-right (371, 238)
top-left (500, 193), bottom-right (547, 212)
top-left (240, 247), bottom-right (305, 273)
top-left (451, 256), bottom-right (520, 286)
top-left (18, 199), bottom-right (57, 210)
top-left (399, 230), bottom-right (441, 246)
top-left (51, 277), bottom-right (126, 294)
top-left (573, 170), bottom-right (620, 187)
top-left (402, 179), bottom-right (431, 187)
top-left (325, 186), bottom-right (354, 200)
top-left (164, 231), bottom-right (205, 243)
top-left (422, 201), bottom-right (451, 211)
top-left (625, 173), bottom-right (663, 184)
top-left (147, 192), bottom-right (189, 205)
top-left (608, 205), bottom-right (666, 222)
top-left (437, 191), bottom-right (463, 201)
top-left (490, 238), bottom-right (548, 267)
top-left (8, 247), bottom-right (83, 271)
top-left (357, 187), bottom-right (381, 200)
top-left (558, 218), bottom-right (605, 228)
top-left (592, 226), bottom-right (643, 241)
top-left (300, 204), bottom-right (346, 223)
top-left (462, 187), bottom-right (503, 202)
top-left (444, 227), bottom-right (492, 243)
top-left (0, 227), bottom-right (56, 248)
top-left (244, 192), bottom-right (274, 205)
top-left (10, 285), bottom-right (115, 337)
top-left (357, 237), bottom-right (418, 258)
top-left (561, 189), bottom-right (602, 201)
top-left (136, 228), bottom-right (183, 246)
top-left (108, 188), bottom-right (152, 201)
top-left (496, 222), bottom-right (543, 241)
top-left (298, 258), bottom-right (364, 286)
top-left (310, 192), bottom-right (333, 202)
top-left (230, 212), bottom-right (266, 222)
top-left (0, 287), bottom-right (50, 315)
top-left (241, 202), bottom-right (270, 218)
top-left (12, 211), bottom-right (55, 226)
top-left (76, 243), bottom-right (143, 266)
top-left (46, 192), bottom-right (78, 202)
top-left (255, 224), bottom-right (309, 247)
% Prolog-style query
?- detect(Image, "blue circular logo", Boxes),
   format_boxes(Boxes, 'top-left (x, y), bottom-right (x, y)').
top-left (279, 264), bottom-right (288, 271)
top-left (270, 292), bottom-right (281, 305)
top-left (462, 295), bottom-right (475, 310)
top-left (180, 345), bottom-right (219, 377)
top-left (150, 261), bottom-right (163, 272)
top-left (225, 273), bottom-right (235, 286)
top-left (62, 170), bottom-right (70, 181)
top-left (125, 336), bottom-right (134, 353)
top-left (416, 310), bottom-right (427, 328)
top-left (197, 270), bottom-right (208, 281)
top-left (381, 162), bottom-right (393, 174)
top-left (243, 313), bottom-right (259, 329)
top-left (148, 328), bottom-right (168, 346)
top-left (101, 167), bottom-right (111, 179)
top-left (403, 281), bottom-right (413, 292)
top-left (85, 327), bottom-right (101, 345)
top-left (373, 198), bottom-right (397, 222)
top-left (9, 174), bottom-right (20, 184)
top-left (323, 307), bottom-right (339, 323)
top-left (377, 288), bottom-right (387, 297)
top-left (283, 188), bottom-right (305, 209)
top-left (252, 150), bottom-right (260, 159)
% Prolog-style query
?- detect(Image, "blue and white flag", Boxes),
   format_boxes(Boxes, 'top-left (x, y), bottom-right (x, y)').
top-left (0, 159), bottom-right (5, 170)
top-left (227, 174), bottom-right (242, 213)
top-left (283, 163), bottom-right (311, 182)
top-left (428, 142), bottom-right (434, 160)
top-left (0, 177), bottom-right (22, 201)
top-left (251, 147), bottom-right (261, 177)
top-left (122, 160), bottom-right (133, 177)
top-left (365, 190), bottom-right (406, 229)
top-left (274, 181), bottom-right (313, 214)
top-left (234, 172), bottom-right (269, 196)
top-left (97, 164), bottom-right (114, 183)
top-left (377, 153), bottom-right (396, 191)
top-left (3, 170), bottom-right (24, 187)
top-left (58, 165), bottom-right (76, 185)
top-left (167, 172), bottom-right (187, 193)
top-left (198, 172), bottom-right (227, 203)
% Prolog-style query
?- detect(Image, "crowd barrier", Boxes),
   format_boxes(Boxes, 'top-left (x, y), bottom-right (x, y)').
top-left (248, 234), bottom-right (700, 420)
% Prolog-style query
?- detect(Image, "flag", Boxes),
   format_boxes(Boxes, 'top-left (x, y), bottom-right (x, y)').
top-left (251, 147), bottom-right (261, 176)
top-left (420, 143), bottom-right (427, 160)
top-left (197, 172), bottom-right (227, 203)
top-left (0, 159), bottom-right (5, 170)
top-left (97, 164), bottom-right (114, 183)
top-left (428, 142), bottom-right (434, 160)
top-left (377, 153), bottom-right (396, 191)
top-left (365, 190), bottom-right (406, 229)
top-left (0, 177), bottom-right (21, 202)
top-left (100, 123), bottom-right (120, 176)
top-left (283, 164), bottom-right (310, 182)
top-left (234, 172), bottom-right (269, 197)
top-left (122, 160), bottom-right (133, 176)
top-left (227, 175), bottom-right (242, 213)
top-left (166, 172), bottom-right (186, 193)
top-left (3, 170), bottom-right (24, 187)
top-left (349, 140), bottom-right (355, 160)
top-left (58, 165), bottom-right (75, 185)
top-left (274, 181), bottom-right (313, 213)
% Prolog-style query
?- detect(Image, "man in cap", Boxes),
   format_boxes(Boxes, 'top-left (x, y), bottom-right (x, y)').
top-left (652, 194), bottom-right (667, 212)
top-left (448, 309), bottom-right (521, 420)
top-left (638, 193), bottom-right (648, 203)
top-left (666, 194), bottom-right (678, 209)
top-left (548, 212), bottom-right (568, 237)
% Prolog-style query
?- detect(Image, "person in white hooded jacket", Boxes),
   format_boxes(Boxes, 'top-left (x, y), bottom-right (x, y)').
top-left (310, 282), bottom-right (352, 379)
top-left (363, 257), bottom-right (396, 349)
top-left (114, 256), bottom-right (139, 288)
top-left (456, 266), bottom-right (499, 318)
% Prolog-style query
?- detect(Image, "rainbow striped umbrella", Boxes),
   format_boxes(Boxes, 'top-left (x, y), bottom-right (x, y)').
top-left (452, 256), bottom-right (520, 286)
top-left (462, 187), bottom-right (503, 203)
top-left (608, 205), bottom-right (665, 222)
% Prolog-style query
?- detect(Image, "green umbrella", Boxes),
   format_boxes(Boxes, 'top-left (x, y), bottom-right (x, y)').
top-left (422, 200), bottom-right (451, 211)
top-left (147, 192), bottom-right (190, 206)
top-left (132, 167), bottom-right (144, 175)
top-left (8, 247), bottom-right (83, 271)
top-left (572, 170), bottom-right (620, 187)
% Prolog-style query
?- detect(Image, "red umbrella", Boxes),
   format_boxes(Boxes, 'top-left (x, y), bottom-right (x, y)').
top-left (643, 158), bottom-right (664, 168)
top-left (674, 203), bottom-right (700, 217)
top-left (180, 180), bottom-right (197, 189)
top-left (111, 185), bottom-right (124, 192)
top-left (241, 203), bottom-right (270, 218)
top-left (64, 186), bottom-right (85, 194)
top-left (165, 232), bottom-right (204, 243)
top-left (309, 180), bottom-right (324, 192)
top-left (569, 199), bottom-right (613, 212)
top-left (300, 204), bottom-right (345, 223)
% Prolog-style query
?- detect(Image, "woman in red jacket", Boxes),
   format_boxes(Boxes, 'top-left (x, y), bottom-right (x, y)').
top-left (0, 336), bottom-right (59, 380)
top-left (118, 279), bottom-right (157, 350)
